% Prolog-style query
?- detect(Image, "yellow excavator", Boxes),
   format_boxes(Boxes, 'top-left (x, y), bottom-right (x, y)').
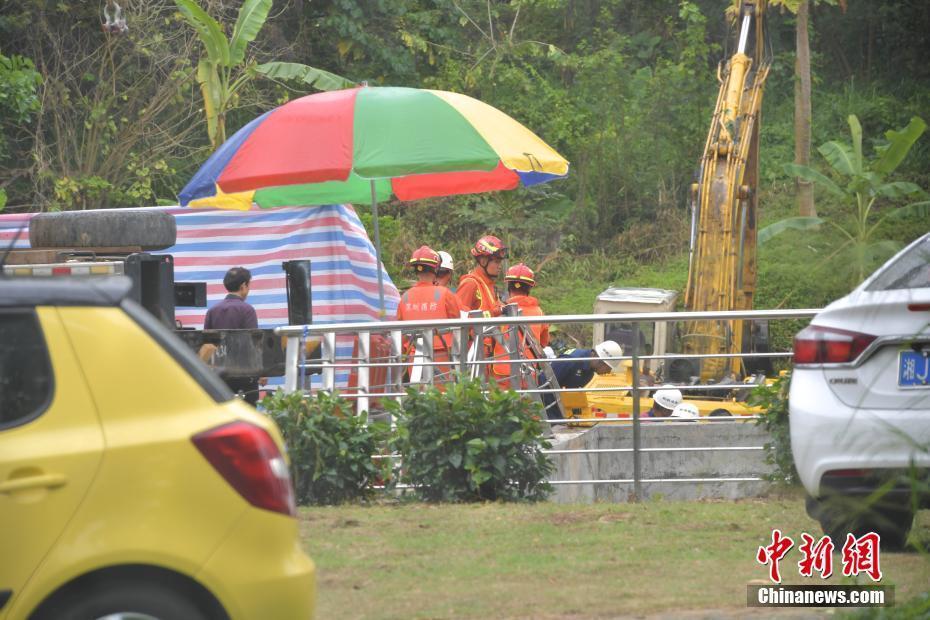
top-left (564, 0), bottom-right (772, 420)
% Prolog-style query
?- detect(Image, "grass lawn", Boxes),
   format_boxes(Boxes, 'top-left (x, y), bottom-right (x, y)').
top-left (301, 491), bottom-right (930, 619)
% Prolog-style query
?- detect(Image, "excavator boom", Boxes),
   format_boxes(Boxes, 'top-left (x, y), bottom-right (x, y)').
top-left (683, 0), bottom-right (770, 381)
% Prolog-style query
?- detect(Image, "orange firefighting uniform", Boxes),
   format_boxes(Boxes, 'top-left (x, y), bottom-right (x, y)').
top-left (492, 293), bottom-right (550, 385)
top-left (397, 281), bottom-right (461, 378)
top-left (456, 267), bottom-right (505, 380)
top-left (456, 268), bottom-right (503, 317)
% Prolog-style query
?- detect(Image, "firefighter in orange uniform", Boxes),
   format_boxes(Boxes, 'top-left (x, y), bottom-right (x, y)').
top-left (398, 246), bottom-right (462, 380)
top-left (492, 263), bottom-right (549, 386)
top-left (456, 235), bottom-right (506, 317)
top-left (505, 263), bottom-right (549, 349)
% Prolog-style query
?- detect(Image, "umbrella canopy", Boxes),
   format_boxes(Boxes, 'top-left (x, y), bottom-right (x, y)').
top-left (179, 86), bottom-right (569, 209)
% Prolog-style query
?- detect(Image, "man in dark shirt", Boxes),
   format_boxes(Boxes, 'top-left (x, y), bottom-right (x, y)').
top-left (204, 267), bottom-right (262, 404)
top-left (204, 267), bottom-right (258, 330)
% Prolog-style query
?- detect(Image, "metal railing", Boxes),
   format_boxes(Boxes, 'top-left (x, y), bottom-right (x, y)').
top-left (273, 307), bottom-right (817, 500)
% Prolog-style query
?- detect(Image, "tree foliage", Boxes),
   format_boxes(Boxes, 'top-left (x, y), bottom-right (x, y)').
top-left (0, 0), bottom-right (927, 297)
top-left (0, 52), bottom-right (41, 211)
top-left (763, 114), bottom-right (928, 285)
top-left (0, 1), bottom-right (205, 210)
top-left (175, 0), bottom-right (353, 147)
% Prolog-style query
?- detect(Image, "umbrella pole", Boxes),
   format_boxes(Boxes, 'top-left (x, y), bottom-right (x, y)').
top-left (370, 180), bottom-right (386, 317)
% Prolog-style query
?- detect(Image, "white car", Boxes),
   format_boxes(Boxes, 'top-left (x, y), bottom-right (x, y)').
top-left (790, 232), bottom-right (930, 549)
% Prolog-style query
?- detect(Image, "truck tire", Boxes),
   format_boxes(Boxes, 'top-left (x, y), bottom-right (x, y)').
top-left (29, 209), bottom-right (177, 250)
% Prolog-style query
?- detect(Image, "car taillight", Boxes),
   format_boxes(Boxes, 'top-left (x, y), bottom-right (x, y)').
top-left (793, 325), bottom-right (877, 365)
top-left (192, 421), bottom-right (296, 517)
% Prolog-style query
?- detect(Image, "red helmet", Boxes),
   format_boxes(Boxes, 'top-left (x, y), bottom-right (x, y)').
top-left (470, 235), bottom-right (507, 259)
top-left (505, 263), bottom-right (536, 288)
top-left (409, 245), bottom-right (440, 272)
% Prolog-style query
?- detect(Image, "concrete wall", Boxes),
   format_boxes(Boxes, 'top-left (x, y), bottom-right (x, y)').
top-left (548, 420), bottom-right (775, 503)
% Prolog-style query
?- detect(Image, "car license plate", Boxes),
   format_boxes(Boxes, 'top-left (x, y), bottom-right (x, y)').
top-left (898, 350), bottom-right (930, 388)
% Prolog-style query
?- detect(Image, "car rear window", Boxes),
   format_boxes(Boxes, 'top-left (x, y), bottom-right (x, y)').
top-left (0, 310), bottom-right (53, 428)
top-left (865, 235), bottom-right (930, 291)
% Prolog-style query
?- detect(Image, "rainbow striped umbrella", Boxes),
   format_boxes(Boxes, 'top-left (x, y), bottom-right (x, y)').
top-left (179, 85), bottom-right (569, 312)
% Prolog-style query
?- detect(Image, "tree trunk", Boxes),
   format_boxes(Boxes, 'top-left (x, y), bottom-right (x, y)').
top-left (795, 0), bottom-right (816, 217)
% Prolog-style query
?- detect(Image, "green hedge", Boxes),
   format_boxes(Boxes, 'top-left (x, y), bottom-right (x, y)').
top-left (388, 379), bottom-right (553, 502)
top-left (750, 372), bottom-right (798, 485)
top-left (263, 391), bottom-right (387, 505)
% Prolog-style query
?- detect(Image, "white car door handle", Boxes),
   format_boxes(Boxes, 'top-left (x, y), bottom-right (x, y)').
top-left (0, 473), bottom-right (68, 494)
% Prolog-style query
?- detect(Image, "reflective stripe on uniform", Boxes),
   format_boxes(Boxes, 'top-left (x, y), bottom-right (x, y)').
top-left (459, 273), bottom-right (498, 314)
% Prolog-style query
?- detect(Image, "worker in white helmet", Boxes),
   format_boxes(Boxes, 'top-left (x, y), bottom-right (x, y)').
top-left (551, 340), bottom-right (622, 386)
top-left (646, 385), bottom-right (683, 418)
top-left (539, 340), bottom-right (623, 420)
top-left (671, 401), bottom-right (699, 420)
top-left (436, 251), bottom-right (455, 291)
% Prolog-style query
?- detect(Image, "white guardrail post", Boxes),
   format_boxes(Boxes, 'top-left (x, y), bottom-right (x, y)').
top-left (388, 329), bottom-right (403, 397)
top-left (422, 328), bottom-right (434, 384)
top-left (322, 331), bottom-right (336, 392)
top-left (632, 322), bottom-right (642, 502)
top-left (284, 335), bottom-right (300, 394)
top-left (455, 326), bottom-right (468, 375)
top-left (356, 330), bottom-right (370, 415)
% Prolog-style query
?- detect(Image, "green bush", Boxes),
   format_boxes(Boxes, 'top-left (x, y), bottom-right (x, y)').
top-left (750, 372), bottom-right (798, 485)
top-left (388, 379), bottom-right (553, 502)
top-left (263, 390), bottom-right (387, 506)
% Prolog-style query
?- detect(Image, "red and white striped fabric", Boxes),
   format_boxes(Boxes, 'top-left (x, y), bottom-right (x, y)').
top-left (0, 205), bottom-right (400, 327)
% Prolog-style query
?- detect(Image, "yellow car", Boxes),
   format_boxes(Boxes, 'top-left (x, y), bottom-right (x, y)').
top-left (0, 278), bottom-right (314, 620)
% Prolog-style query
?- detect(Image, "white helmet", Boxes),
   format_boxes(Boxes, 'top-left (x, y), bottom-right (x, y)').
top-left (653, 385), bottom-right (683, 411)
top-left (593, 340), bottom-right (623, 372)
top-left (438, 251), bottom-right (454, 271)
top-left (671, 402), bottom-right (699, 419)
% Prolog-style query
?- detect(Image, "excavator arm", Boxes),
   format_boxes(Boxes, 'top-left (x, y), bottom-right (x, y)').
top-left (682, 0), bottom-right (770, 381)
